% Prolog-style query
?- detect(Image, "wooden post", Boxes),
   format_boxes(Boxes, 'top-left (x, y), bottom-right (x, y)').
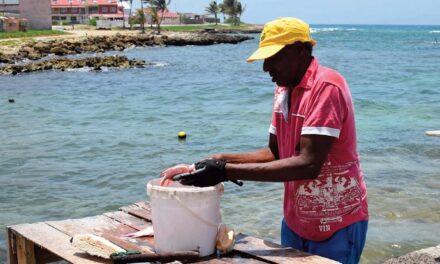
top-left (16, 234), bottom-right (36, 264)
top-left (6, 227), bottom-right (18, 264)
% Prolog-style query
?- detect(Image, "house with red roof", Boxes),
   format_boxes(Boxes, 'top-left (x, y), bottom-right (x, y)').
top-left (143, 8), bottom-right (179, 25)
top-left (51, 0), bottom-right (127, 25)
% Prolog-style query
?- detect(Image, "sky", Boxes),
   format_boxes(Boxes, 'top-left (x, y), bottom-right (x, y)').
top-left (138, 0), bottom-right (440, 25)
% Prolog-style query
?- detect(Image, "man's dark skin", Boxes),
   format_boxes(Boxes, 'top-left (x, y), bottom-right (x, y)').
top-left (212, 42), bottom-right (335, 182)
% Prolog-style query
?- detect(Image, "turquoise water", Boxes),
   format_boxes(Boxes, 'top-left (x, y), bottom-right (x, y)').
top-left (1, 25), bottom-right (439, 263)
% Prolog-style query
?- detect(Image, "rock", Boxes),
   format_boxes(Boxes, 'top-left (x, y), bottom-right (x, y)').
top-left (49, 47), bottom-right (67, 56)
top-left (4, 32), bottom-right (254, 64)
top-left (0, 55), bottom-right (145, 75)
top-left (382, 244), bottom-right (440, 264)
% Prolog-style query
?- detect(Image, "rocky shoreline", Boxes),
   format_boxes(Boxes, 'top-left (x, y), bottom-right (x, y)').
top-left (0, 32), bottom-right (253, 64)
top-left (0, 55), bottom-right (145, 75)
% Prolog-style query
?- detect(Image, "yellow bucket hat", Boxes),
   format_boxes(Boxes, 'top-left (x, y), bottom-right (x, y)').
top-left (246, 17), bottom-right (316, 63)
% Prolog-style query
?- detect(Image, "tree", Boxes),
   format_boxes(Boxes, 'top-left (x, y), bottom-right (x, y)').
top-left (221, 0), bottom-right (245, 26)
top-left (148, 0), bottom-right (171, 34)
top-left (205, 1), bottom-right (220, 25)
top-left (235, 1), bottom-right (245, 25)
top-left (137, 8), bottom-right (146, 33)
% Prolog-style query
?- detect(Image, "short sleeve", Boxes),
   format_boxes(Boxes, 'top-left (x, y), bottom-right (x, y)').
top-left (269, 87), bottom-right (283, 135)
top-left (302, 83), bottom-right (347, 138)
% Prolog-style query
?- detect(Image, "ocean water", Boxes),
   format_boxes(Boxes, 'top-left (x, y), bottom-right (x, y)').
top-left (1, 25), bottom-right (439, 263)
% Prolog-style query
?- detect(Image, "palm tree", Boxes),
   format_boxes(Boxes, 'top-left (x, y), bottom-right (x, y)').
top-left (222, 0), bottom-right (237, 25)
top-left (205, 1), bottom-right (220, 25)
top-left (137, 8), bottom-right (146, 33)
top-left (235, 1), bottom-right (245, 25)
top-left (221, 0), bottom-right (245, 25)
top-left (148, 0), bottom-right (171, 34)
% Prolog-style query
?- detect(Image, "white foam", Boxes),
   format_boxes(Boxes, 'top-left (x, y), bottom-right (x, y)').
top-left (66, 67), bottom-right (92, 72)
top-left (152, 62), bottom-right (169, 68)
top-left (429, 30), bottom-right (440, 34)
top-left (311, 27), bottom-right (359, 33)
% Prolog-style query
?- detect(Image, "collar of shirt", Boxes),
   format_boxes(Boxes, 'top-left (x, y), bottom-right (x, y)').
top-left (296, 57), bottom-right (319, 90)
top-left (280, 57), bottom-right (319, 122)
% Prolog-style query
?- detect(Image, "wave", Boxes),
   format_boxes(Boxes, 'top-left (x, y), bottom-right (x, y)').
top-left (151, 62), bottom-right (170, 68)
top-left (311, 27), bottom-right (359, 33)
top-left (429, 30), bottom-right (440, 34)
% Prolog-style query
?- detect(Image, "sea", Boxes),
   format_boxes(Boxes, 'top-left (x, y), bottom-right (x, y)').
top-left (1, 25), bottom-right (439, 263)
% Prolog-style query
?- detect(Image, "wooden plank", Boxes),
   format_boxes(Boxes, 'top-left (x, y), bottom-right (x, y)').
top-left (119, 204), bottom-right (152, 221)
top-left (103, 211), bottom-right (151, 231)
top-left (233, 234), bottom-right (339, 264)
top-left (6, 227), bottom-right (18, 264)
top-left (10, 222), bottom-right (108, 264)
top-left (193, 254), bottom-right (269, 264)
top-left (47, 214), bottom-right (154, 253)
top-left (34, 246), bottom-right (62, 264)
top-left (134, 201), bottom-right (152, 212)
top-left (47, 215), bottom-right (128, 237)
top-left (16, 234), bottom-right (36, 264)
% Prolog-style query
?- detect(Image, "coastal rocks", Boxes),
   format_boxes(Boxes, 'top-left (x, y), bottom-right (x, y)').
top-left (164, 33), bottom-right (252, 46)
top-left (0, 55), bottom-right (145, 75)
top-left (382, 244), bottom-right (440, 264)
top-left (0, 33), bottom-right (253, 64)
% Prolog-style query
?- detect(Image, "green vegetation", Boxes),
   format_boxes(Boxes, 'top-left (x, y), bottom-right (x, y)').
top-left (0, 30), bottom-right (68, 39)
top-left (161, 23), bottom-right (251, 32)
top-left (0, 39), bottom-right (21, 47)
top-left (89, 18), bottom-right (97, 27)
top-left (219, 0), bottom-right (245, 25)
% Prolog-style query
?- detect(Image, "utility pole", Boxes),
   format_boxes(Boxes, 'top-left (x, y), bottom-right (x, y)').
top-left (68, 0), bottom-right (74, 30)
top-left (140, 0), bottom-right (145, 33)
top-left (122, 0), bottom-right (125, 29)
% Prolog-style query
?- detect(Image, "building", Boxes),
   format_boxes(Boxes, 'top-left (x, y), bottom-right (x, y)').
top-left (144, 8), bottom-right (179, 26)
top-left (0, 0), bottom-right (51, 29)
top-left (51, 0), bottom-right (125, 25)
top-left (0, 16), bottom-right (27, 32)
top-left (143, 9), bottom-right (219, 26)
top-left (20, 0), bottom-right (51, 29)
top-left (1, 0), bottom-right (20, 15)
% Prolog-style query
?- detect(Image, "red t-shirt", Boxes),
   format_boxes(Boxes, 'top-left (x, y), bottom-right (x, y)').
top-left (270, 58), bottom-right (369, 241)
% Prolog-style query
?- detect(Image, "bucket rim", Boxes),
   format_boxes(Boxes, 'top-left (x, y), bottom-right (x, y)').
top-left (146, 178), bottom-right (224, 195)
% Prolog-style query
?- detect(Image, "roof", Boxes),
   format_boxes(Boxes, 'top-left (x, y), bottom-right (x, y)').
top-left (143, 8), bottom-right (178, 18)
top-left (90, 13), bottom-right (123, 18)
top-left (51, 0), bottom-right (119, 7)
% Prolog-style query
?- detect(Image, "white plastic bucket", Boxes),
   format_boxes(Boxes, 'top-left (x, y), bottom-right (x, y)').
top-left (146, 178), bottom-right (223, 257)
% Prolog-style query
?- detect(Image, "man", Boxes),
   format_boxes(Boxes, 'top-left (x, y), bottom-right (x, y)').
top-left (171, 17), bottom-right (369, 264)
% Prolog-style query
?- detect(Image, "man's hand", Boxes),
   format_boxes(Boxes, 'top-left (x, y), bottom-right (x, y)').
top-left (173, 159), bottom-right (228, 187)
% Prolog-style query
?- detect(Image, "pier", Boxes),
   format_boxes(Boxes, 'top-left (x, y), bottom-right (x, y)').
top-left (6, 201), bottom-right (337, 264)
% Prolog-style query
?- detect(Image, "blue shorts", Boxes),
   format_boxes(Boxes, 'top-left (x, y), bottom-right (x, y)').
top-left (281, 219), bottom-right (368, 264)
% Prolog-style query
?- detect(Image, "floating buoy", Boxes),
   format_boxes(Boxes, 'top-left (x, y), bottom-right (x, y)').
top-left (8, 98), bottom-right (15, 103)
top-left (178, 131), bottom-right (187, 139)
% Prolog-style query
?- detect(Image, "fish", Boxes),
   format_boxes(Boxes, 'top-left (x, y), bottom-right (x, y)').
top-left (160, 163), bottom-right (195, 186)
top-left (123, 226), bottom-right (154, 238)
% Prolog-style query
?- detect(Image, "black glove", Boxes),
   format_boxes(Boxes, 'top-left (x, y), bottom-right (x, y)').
top-left (173, 159), bottom-right (228, 187)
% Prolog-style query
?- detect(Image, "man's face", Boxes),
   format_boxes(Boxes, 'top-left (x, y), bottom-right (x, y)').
top-left (263, 44), bottom-right (304, 88)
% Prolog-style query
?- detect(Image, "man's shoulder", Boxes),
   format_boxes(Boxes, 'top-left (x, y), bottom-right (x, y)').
top-left (315, 65), bottom-right (347, 89)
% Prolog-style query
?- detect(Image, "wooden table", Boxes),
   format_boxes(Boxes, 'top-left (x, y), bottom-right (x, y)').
top-left (6, 201), bottom-right (338, 264)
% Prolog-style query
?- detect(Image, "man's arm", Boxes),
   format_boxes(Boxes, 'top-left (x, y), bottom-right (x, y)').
top-left (226, 134), bottom-right (335, 182)
top-left (209, 134), bottom-right (279, 163)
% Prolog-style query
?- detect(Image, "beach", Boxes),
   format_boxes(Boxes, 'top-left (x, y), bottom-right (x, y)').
top-left (1, 25), bottom-right (440, 263)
